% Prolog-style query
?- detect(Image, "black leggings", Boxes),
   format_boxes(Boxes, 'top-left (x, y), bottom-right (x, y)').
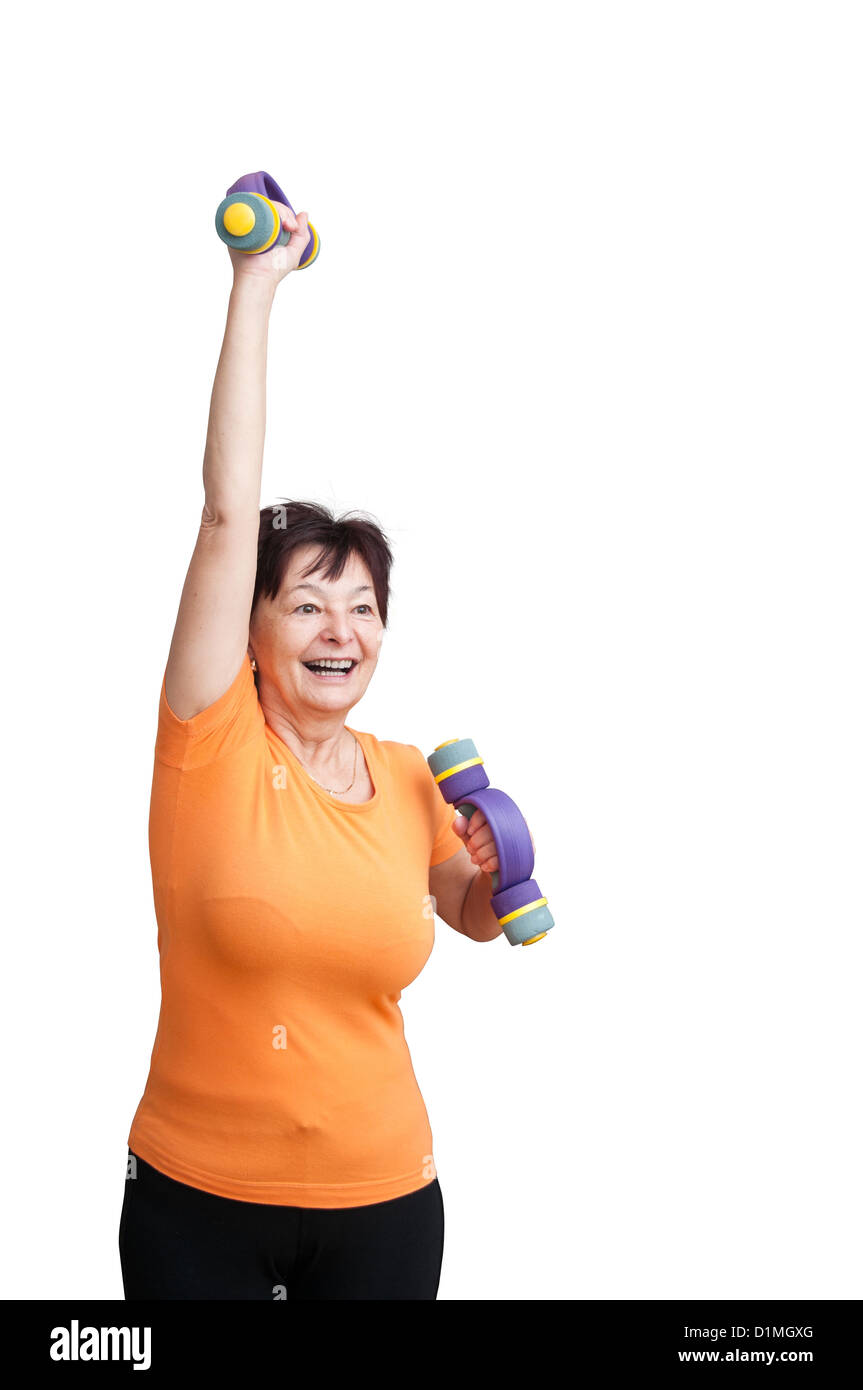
top-left (119, 1151), bottom-right (444, 1300)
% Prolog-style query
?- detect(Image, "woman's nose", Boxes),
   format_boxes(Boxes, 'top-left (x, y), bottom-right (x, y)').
top-left (321, 619), bottom-right (353, 642)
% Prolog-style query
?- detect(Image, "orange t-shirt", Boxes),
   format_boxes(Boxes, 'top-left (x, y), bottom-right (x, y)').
top-left (127, 652), bottom-right (463, 1208)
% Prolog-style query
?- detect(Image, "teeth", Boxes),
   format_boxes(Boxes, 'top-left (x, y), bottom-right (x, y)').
top-left (305, 659), bottom-right (354, 669)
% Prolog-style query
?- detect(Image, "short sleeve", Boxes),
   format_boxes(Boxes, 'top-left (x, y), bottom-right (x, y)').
top-left (412, 745), bottom-right (465, 867)
top-left (155, 653), bottom-right (264, 770)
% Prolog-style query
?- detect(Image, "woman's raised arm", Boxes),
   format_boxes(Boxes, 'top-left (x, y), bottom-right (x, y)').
top-left (163, 207), bottom-right (311, 720)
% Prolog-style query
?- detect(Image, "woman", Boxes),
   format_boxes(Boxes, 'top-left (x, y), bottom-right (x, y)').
top-left (119, 200), bottom-right (506, 1301)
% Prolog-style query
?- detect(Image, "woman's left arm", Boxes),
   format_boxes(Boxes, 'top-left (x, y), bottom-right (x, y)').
top-left (429, 849), bottom-right (502, 942)
top-left (428, 808), bottom-right (537, 942)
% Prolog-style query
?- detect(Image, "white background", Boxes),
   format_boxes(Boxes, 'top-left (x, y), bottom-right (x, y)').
top-left (2, 0), bottom-right (860, 1301)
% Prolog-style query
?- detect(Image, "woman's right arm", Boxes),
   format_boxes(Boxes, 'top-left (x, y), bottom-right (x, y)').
top-left (163, 208), bottom-right (310, 720)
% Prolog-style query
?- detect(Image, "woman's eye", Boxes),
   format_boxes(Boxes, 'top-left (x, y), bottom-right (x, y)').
top-left (295, 603), bottom-right (374, 615)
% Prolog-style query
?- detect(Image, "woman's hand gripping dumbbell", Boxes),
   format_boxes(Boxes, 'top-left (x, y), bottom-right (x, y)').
top-left (215, 170), bottom-right (320, 272)
top-left (427, 739), bottom-right (554, 947)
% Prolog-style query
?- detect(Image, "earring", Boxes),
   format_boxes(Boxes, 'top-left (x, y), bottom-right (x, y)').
top-left (250, 658), bottom-right (257, 670)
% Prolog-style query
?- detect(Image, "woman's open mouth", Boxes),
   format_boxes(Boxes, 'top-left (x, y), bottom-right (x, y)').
top-left (301, 659), bottom-right (359, 681)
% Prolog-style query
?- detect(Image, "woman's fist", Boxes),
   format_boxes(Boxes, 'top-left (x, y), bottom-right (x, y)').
top-left (228, 202), bottom-right (311, 284)
top-left (453, 808), bottom-right (535, 876)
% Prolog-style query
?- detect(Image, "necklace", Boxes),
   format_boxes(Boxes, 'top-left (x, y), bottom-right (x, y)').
top-left (295, 730), bottom-right (360, 795)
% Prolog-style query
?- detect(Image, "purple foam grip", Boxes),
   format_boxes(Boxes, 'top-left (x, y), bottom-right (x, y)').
top-left (225, 170), bottom-right (315, 268)
top-left (455, 788), bottom-right (535, 892)
top-left (491, 878), bottom-right (543, 919)
top-left (439, 763), bottom-right (489, 804)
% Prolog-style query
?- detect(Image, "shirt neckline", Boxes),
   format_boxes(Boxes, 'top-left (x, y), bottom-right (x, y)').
top-left (265, 722), bottom-right (380, 812)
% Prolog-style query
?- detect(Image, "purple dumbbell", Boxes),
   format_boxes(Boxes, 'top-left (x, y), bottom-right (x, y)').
top-left (427, 738), bottom-right (554, 947)
top-left (215, 170), bottom-right (320, 268)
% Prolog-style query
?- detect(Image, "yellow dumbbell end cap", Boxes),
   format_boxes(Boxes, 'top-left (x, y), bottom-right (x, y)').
top-left (522, 932), bottom-right (548, 945)
top-left (299, 222), bottom-right (321, 268)
top-left (223, 203), bottom-right (256, 237)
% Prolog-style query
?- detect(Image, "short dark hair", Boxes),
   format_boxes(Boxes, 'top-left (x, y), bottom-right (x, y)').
top-left (251, 499), bottom-right (394, 628)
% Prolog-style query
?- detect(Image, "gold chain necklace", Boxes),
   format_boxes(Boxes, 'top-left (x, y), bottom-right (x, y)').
top-left (295, 731), bottom-right (360, 795)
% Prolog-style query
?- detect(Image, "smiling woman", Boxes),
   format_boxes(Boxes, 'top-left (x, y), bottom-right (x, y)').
top-left (242, 502), bottom-right (392, 796)
top-left (120, 231), bottom-right (497, 1304)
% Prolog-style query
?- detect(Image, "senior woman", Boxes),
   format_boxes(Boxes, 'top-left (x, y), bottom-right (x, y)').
top-left (119, 202), bottom-right (505, 1302)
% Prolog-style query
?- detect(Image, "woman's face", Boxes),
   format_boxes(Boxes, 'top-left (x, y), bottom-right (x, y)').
top-left (248, 545), bottom-right (384, 716)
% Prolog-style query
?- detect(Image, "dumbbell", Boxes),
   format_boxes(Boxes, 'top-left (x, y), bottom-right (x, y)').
top-left (215, 170), bottom-right (320, 268)
top-left (427, 738), bottom-right (554, 947)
